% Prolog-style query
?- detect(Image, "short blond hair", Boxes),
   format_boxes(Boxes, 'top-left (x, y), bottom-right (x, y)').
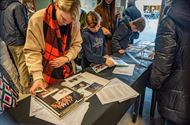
top-left (55, 0), bottom-right (80, 20)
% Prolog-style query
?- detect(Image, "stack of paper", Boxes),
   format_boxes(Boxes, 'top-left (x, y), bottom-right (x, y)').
top-left (112, 64), bottom-right (135, 76)
top-left (29, 97), bottom-right (89, 125)
top-left (96, 78), bottom-right (139, 104)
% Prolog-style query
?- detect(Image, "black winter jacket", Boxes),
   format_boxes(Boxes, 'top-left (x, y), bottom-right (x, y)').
top-left (111, 22), bottom-right (132, 53)
top-left (0, 0), bottom-right (28, 46)
top-left (150, 1), bottom-right (190, 124)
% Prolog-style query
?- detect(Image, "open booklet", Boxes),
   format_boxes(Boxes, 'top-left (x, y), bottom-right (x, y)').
top-left (62, 72), bottom-right (110, 100)
top-left (90, 63), bottom-right (108, 73)
top-left (90, 57), bottom-right (129, 73)
top-left (34, 72), bottom-right (109, 119)
top-left (35, 85), bottom-right (84, 119)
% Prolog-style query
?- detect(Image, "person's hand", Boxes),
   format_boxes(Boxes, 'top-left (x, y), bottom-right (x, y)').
top-left (102, 27), bottom-right (111, 35)
top-left (49, 56), bottom-right (69, 68)
top-left (30, 79), bottom-right (48, 94)
top-left (118, 49), bottom-right (125, 54)
top-left (128, 44), bottom-right (133, 47)
top-left (148, 52), bottom-right (155, 59)
top-left (104, 54), bottom-right (110, 58)
top-left (105, 58), bottom-right (115, 67)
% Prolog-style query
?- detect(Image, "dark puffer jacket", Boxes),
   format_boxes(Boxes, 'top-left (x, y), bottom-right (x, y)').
top-left (150, 0), bottom-right (190, 124)
top-left (0, 0), bottom-right (28, 46)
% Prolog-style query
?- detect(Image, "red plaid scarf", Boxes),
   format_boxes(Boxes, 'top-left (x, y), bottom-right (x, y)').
top-left (43, 4), bottom-right (74, 85)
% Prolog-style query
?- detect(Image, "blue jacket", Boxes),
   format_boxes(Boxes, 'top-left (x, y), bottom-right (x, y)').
top-left (81, 28), bottom-right (106, 68)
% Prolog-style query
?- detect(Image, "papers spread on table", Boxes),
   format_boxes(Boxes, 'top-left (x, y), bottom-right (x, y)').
top-left (112, 64), bottom-right (135, 76)
top-left (29, 71), bottom-right (109, 124)
top-left (96, 78), bottom-right (139, 105)
top-left (29, 96), bottom-right (89, 125)
top-left (62, 72), bottom-right (110, 100)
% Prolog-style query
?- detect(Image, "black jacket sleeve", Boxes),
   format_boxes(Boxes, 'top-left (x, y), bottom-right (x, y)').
top-left (13, 4), bottom-right (28, 37)
top-left (111, 23), bottom-right (129, 53)
top-left (150, 16), bottom-right (177, 89)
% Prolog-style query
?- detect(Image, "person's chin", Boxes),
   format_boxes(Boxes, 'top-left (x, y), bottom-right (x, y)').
top-left (58, 22), bottom-right (66, 26)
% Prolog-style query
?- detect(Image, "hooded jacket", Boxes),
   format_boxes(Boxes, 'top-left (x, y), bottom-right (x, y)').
top-left (81, 28), bottom-right (106, 68)
top-left (150, 0), bottom-right (190, 124)
top-left (111, 21), bottom-right (132, 53)
top-left (0, 0), bottom-right (28, 46)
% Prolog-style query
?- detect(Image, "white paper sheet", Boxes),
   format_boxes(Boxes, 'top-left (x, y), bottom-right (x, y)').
top-left (29, 96), bottom-right (44, 117)
top-left (96, 78), bottom-right (139, 105)
top-left (112, 64), bottom-right (135, 76)
top-left (35, 102), bottom-right (89, 125)
top-left (61, 72), bottom-right (110, 100)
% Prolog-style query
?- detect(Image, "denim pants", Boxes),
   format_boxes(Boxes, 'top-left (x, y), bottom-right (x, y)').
top-left (8, 45), bottom-right (30, 94)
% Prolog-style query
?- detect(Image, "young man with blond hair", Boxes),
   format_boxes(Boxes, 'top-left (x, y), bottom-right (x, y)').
top-left (24, 0), bottom-right (82, 94)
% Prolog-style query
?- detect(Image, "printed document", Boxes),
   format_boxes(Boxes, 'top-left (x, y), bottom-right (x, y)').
top-left (96, 78), bottom-right (139, 104)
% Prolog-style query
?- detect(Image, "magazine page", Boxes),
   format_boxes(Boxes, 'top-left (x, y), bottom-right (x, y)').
top-left (35, 85), bottom-right (84, 118)
top-left (90, 63), bottom-right (108, 73)
top-left (62, 72), bottom-right (110, 99)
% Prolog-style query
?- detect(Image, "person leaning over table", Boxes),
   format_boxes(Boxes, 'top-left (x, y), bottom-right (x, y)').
top-left (24, 0), bottom-right (82, 94)
top-left (81, 11), bottom-right (115, 69)
top-left (111, 17), bottom-right (145, 54)
top-left (123, 0), bottom-right (142, 44)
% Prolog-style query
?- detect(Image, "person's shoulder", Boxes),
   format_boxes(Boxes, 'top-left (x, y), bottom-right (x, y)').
top-left (82, 28), bottom-right (90, 35)
top-left (7, 1), bottom-right (23, 10)
top-left (95, 4), bottom-right (103, 11)
top-left (30, 9), bottom-right (45, 19)
top-left (29, 9), bottom-right (45, 23)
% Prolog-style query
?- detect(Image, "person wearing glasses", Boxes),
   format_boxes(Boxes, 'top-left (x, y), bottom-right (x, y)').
top-left (24, 0), bottom-right (82, 94)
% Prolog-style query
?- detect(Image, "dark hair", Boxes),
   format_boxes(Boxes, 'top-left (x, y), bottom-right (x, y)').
top-left (131, 17), bottom-right (145, 32)
top-left (86, 11), bottom-right (101, 28)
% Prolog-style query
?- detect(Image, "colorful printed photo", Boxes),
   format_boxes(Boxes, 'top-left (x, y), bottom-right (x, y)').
top-left (85, 82), bottom-right (103, 93)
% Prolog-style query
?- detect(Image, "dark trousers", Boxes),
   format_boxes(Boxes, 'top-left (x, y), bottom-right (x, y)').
top-left (165, 120), bottom-right (181, 125)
